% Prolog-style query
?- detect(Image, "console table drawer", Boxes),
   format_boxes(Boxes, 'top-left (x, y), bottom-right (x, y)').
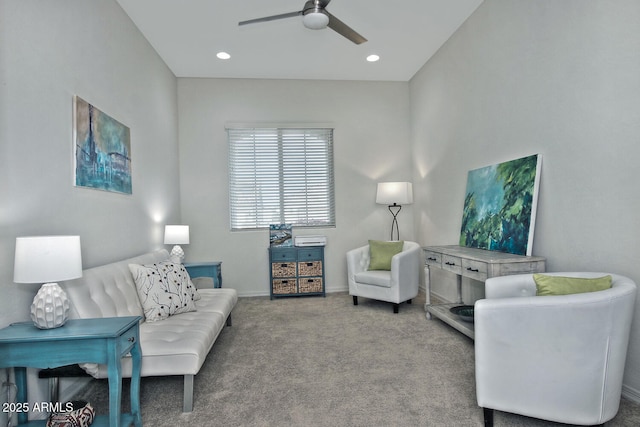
top-left (442, 255), bottom-right (462, 275)
top-left (271, 249), bottom-right (297, 261)
top-left (462, 259), bottom-right (488, 281)
top-left (297, 248), bottom-right (322, 261)
top-left (424, 250), bottom-right (442, 267)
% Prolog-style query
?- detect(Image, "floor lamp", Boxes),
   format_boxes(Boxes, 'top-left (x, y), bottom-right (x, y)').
top-left (376, 182), bottom-right (413, 241)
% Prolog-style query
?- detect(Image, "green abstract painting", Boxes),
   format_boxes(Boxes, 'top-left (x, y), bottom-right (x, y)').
top-left (459, 154), bottom-right (541, 256)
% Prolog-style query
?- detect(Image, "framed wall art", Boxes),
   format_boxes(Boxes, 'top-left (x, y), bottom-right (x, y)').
top-left (459, 154), bottom-right (541, 256)
top-left (73, 96), bottom-right (132, 194)
top-left (270, 224), bottom-right (293, 247)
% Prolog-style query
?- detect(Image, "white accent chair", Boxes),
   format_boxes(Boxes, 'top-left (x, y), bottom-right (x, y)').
top-left (475, 272), bottom-right (637, 426)
top-left (346, 241), bottom-right (421, 313)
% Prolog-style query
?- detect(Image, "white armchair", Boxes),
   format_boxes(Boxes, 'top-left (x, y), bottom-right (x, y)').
top-left (346, 241), bottom-right (421, 313)
top-left (475, 272), bottom-right (637, 426)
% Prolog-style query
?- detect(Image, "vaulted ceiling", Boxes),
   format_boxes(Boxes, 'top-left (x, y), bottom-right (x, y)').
top-left (117, 0), bottom-right (483, 81)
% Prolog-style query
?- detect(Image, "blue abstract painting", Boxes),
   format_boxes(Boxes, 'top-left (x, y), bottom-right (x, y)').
top-left (74, 96), bottom-right (131, 194)
top-left (459, 154), bottom-right (541, 256)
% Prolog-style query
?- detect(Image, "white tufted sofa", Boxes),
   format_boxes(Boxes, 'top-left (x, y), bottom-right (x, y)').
top-left (60, 249), bottom-right (237, 412)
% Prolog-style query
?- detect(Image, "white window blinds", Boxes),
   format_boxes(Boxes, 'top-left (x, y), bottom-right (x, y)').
top-left (228, 127), bottom-right (335, 230)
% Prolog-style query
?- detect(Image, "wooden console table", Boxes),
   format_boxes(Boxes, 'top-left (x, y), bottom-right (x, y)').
top-left (423, 245), bottom-right (545, 339)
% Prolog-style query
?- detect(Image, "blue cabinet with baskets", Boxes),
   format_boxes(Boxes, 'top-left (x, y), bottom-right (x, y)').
top-left (269, 246), bottom-right (325, 299)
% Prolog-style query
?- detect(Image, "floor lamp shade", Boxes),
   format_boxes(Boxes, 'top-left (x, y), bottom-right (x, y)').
top-left (14, 236), bottom-right (83, 329)
top-left (376, 182), bottom-right (413, 241)
top-left (376, 182), bottom-right (414, 206)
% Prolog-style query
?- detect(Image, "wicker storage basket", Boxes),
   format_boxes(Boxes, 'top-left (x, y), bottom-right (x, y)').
top-left (271, 262), bottom-right (296, 278)
top-left (272, 279), bottom-right (297, 294)
top-left (299, 278), bottom-right (323, 293)
top-left (298, 261), bottom-right (322, 277)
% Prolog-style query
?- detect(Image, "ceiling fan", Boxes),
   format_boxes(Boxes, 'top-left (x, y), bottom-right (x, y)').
top-left (239, 0), bottom-right (367, 45)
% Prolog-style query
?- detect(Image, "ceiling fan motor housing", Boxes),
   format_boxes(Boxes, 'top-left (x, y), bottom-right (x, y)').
top-left (239, 0), bottom-right (366, 44)
top-left (302, 7), bottom-right (329, 30)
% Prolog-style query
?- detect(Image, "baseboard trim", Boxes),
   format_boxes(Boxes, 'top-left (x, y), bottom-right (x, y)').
top-left (622, 384), bottom-right (640, 404)
top-left (237, 287), bottom-right (349, 298)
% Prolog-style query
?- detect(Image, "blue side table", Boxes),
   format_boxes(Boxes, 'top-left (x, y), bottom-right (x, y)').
top-left (0, 316), bottom-right (142, 427)
top-left (184, 261), bottom-right (222, 288)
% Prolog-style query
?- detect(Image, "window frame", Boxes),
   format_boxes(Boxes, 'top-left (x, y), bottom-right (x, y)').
top-left (227, 125), bottom-right (335, 231)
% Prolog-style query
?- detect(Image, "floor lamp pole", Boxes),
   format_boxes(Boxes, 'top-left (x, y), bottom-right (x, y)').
top-left (388, 204), bottom-right (402, 241)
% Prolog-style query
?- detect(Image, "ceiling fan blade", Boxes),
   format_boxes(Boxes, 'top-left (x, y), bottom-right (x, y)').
top-left (325, 11), bottom-right (367, 44)
top-left (239, 11), bottom-right (302, 26)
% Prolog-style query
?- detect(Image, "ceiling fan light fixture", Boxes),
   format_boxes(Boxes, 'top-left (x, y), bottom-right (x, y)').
top-left (216, 51), bottom-right (231, 60)
top-left (303, 11), bottom-right (329, 30)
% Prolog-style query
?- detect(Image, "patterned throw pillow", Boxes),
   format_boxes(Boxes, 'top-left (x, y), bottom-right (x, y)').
top-left (129, 261), bottom-right (198, 322)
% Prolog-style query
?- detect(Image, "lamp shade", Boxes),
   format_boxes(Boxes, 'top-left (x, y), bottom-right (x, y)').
top-left (14, 236), bottom-right (83, 284)
top-left (376, 182), bottom-right (413, 205)
top-left (164, 225), bottom-right (190, 245)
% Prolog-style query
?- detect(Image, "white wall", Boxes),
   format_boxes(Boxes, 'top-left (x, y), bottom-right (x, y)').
top-left (410, 0), bottom-right (640, 399)
top-left (0, 0), bottom-right (180, 420)
top-left (177, 78), bottom-right (414, 297)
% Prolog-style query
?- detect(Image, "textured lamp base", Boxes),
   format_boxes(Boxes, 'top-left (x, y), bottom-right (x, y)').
top-left (30, 283), bottom-right (70, 329)
top-left (170, 245), bottom-right (185, 263)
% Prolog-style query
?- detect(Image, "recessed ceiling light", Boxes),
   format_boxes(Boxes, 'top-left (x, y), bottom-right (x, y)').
top-left (216, 51), bottom-right (231, 60)
top-left (366, 54), bottom-right (380, 62)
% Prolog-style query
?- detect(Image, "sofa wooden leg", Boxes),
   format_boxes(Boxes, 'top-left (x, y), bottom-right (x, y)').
top-left (226, 313), bottom-right (232, 326)
top-left (183, 374), bottom-right (194, 412)
top-left (483, 408), bottom-right (494, 427)
top-left (353, 296), bottom-right (358, 306)
top-left (393, 303), bottom-right (399, 313)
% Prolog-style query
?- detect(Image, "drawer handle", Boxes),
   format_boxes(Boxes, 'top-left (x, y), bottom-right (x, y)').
top-left (128, 336), bottom-right (136, 343)
top-left (280, 263), bottom-right (288, 267)
top-left (427, 257), bottom-right (437, 261)
top-left (281, 280), bottom-right (288, 284)
top-left (307, 279), bottom-right (314, 283)
top-left (306, 262), bottom-right (313, 266)
top-left (466, 267), bottom-right (479, 272)
top-left (445, 262), bottom-right (457, 266)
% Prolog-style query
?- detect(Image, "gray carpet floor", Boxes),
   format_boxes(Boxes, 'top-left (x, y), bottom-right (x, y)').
top-left (76, 292), bottom-right (640, 426)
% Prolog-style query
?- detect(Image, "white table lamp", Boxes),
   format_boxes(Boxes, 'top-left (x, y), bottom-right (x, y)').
top-left (14, 236), bottom-right (83, 329)
top-left (376, 182), bottom-right (413, 241)
top-left (164, 225), bottom-right (189, 262)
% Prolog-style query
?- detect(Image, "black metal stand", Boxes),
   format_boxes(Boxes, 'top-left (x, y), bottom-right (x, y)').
top-left (387, 203), bottom-right (402, 241)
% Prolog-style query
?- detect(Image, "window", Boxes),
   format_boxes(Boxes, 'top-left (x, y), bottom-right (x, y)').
top-left (228, 127), bottom-right (335, 230)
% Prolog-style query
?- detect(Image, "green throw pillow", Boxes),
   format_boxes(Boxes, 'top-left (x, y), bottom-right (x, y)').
top-left (368, 240), bottom-right (404, 271)
top-left (533, 274), bottom-right (612, 296)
